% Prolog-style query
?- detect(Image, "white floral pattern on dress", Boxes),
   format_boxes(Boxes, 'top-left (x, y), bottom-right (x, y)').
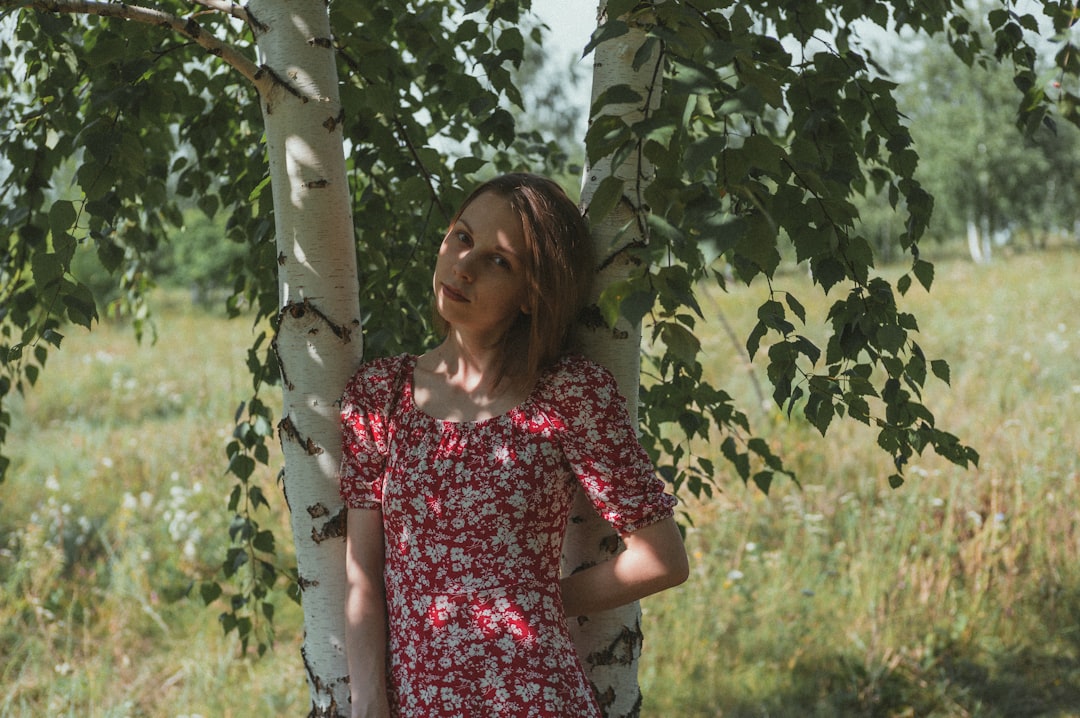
top-left (340, 354), bottom-right (676, 718)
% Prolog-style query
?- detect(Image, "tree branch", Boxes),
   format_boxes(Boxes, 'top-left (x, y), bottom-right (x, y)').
top-left (190, 0), bottom-right (268, 33)
top-left (7, 0), bottom-right (274, 96)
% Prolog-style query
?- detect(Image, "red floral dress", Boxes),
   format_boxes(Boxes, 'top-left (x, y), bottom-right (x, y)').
top-left (339, 354), bottom-right (676, 718)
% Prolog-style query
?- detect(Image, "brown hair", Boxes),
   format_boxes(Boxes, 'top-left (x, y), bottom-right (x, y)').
top-left (433, 173), bottom-right (596, 388)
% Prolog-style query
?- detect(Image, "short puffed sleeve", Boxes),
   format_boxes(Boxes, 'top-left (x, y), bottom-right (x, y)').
top-left (543, 356), bottom-right (677, 534)
top-left (339, 355), bottom-right (406, 510)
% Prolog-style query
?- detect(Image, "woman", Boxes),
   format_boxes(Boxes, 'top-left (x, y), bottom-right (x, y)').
top-left (340, 173), bottom-right (689, 718)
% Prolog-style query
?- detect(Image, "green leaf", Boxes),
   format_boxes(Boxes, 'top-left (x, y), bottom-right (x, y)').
top-left (583, 19), bottom-right (629, 57)
top-left (229, 454), bottom-right (256, 481)
top-left (63, 282), bottom-right (98, 329)
top-left (930, 359), bottom-right (951, 384)
top-left (200, 582), bottom-right (223, 604)
top-left (42, 328), bottom-right (64, 348)
top-left (253, 529), bottom-right (276, 553)
top-left (31, 252), bottom-right (63, 288)
top-left (913, 259), bottom-right (934, 291)
top-left (784, 293), bottom-right (806, 324)
top-left (591, 84), bottom-right (645, 114)
top-left (586, 176), bottom-right (625, 227)
top-left (48, 200), bottom-right (77, 237)
top-left (746, 319), bottom-right (767, 360)
top-left (875, 324), bottom-right (906, 354)
top-left (453, 156), bottom-right (486, 175)
top-left (660, 322), bottom-right (701, 367)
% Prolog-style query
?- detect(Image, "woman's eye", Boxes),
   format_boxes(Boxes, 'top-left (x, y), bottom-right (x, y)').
top-left (493, 255), bottom-right (510, 269)
top-left (456, 231), bottom-right (472, 246)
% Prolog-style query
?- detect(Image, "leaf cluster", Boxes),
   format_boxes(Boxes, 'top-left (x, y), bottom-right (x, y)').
top-left (1, 8), bottom-right (265, 478)
top-left (580, 0), bottom-right (1075, 493)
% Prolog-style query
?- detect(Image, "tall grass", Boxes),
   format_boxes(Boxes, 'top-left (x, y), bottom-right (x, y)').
top-left (2, 297), bottom-right (307, 716)
top-left (2, 251), bottom-right (1078, 716)
top-left (640, 249), bottom-right (1080, 716)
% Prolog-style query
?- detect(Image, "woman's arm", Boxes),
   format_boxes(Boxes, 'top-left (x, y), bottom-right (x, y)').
top-left (560, 515), bottom-right (689, 618)
top-left (344, 508), bottom-right (392, 718)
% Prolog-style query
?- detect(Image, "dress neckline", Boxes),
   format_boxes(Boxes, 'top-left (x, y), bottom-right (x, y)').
top-left (403, 353), bottom-right (550, 426)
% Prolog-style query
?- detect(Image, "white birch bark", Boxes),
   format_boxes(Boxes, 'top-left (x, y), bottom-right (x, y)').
top-left (251, 1), bottom-right (361, 714)
top-left (568, 3), bottom-right (663, 715)
top-left (966, 218), bottom-right (984, 263)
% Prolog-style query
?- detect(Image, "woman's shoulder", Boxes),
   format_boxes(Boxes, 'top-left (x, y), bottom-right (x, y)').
top-left (538, 354), bottom-right (622, 402)
top-left (341, 353), bottom-right (414, 408)
top-left (546, 353), bottom-right (616, 380)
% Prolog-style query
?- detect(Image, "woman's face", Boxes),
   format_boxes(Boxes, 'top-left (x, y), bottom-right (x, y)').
top-left (433, 191), bottom-right (531, 341)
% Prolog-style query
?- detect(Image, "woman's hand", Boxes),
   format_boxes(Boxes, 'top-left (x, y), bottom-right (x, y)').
top-left (560, 515), bottom-right (689, 618)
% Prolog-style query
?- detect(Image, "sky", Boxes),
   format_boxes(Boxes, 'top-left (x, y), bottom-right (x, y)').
top-left (531, 0), bottom-right (596, 65)
top-left (529, 0), bottom-right (598, 142)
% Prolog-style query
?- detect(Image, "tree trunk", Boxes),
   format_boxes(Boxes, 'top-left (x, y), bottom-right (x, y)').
top-left (251, 1), bottom-right (361, 714)
top-left (567, 3), bottom-right (663, 716)
top-left (966, 216), bottom-right (992, 264)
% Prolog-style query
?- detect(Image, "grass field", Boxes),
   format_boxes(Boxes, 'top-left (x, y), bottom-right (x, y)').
top-left (2, 250), bottom-right (1079, 716)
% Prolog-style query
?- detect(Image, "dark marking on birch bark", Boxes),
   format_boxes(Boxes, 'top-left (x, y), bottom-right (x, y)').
top-left (593, 686), bottom-right (642, 718)
top-left (599, 532), bottom-right (622, 556)
top-left (311, 506), bottom-right (347, 544)
top-left (585, 623), bottom-right (643, 667)
top-left (277, 251), bottom-right (287, 266)
top-left (323, 108), bottom-right (346, 132)
top-left (307, 502), bottom-right (330, 519)
top-left (600, 691), bottom-right (639, 716)
top-left (304, 178), bottom-right (329, 189)
top-left (302, 644), bottom-right (325, 695)
top-left (279, 415), bottom-right (323, 455)
top-left (279, 298), bottom-right (356, 343)
top-left (184, 17), bottom-right (202, 39)
top-left (278, 468), bottom-right (291, 511)
top-left (258, 63), bottom-right (309, 102)
top-left (308, 36), bottom-right (333, 49)
top-left (578, 304), bottom-right (607, 331)
top-left (307, 701), bottom-right (345, 718)
top-left (272, 336), bottom-right (293, 390)
top-left (246, 7), bottom-right (269, 34)
top-left (595, 685), bottom-right (616, 713)
top-left (297, 573), bottom-right (319, 590)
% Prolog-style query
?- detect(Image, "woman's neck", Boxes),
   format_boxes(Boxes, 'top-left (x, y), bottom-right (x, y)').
top-left (412, 336), bottom-right (530, 422)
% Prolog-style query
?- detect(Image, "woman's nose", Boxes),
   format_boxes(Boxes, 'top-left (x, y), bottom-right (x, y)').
top-left (453, 252), bottom-right (475, 281)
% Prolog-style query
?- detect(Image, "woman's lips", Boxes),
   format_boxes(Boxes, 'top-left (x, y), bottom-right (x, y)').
top-left (441, 283), bottom-right (469, 303)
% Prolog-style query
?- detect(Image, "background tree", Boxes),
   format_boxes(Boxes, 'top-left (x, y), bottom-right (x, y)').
top-left (888, 23), bottom-right (1080, 261)
top-left (2, 0), bottom-right (1078, 715)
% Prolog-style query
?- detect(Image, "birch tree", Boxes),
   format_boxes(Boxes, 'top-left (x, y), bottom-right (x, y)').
top-left (568, 5), bottom-right (663, 713)
top-left (2, 0), bottom-right (1078, 715)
